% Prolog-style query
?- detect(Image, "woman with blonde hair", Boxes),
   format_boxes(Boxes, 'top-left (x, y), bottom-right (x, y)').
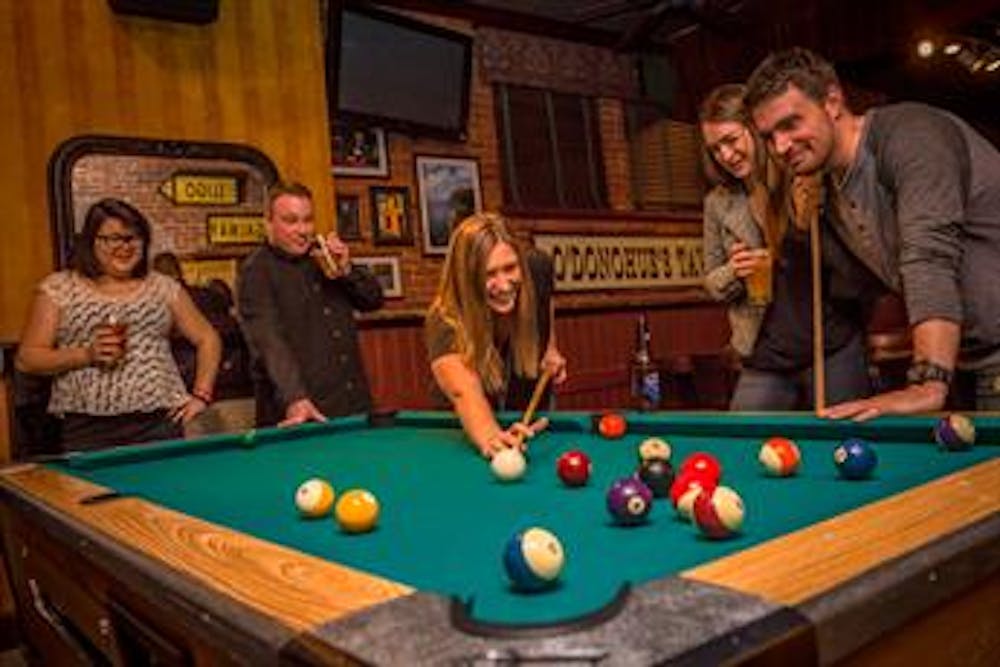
top-left (426, 213), bottom-right (566, 457)
top-left (700, 83), bottom-right (871, 409)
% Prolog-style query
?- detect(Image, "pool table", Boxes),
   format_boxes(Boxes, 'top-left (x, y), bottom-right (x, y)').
top-left (1, 411), bottom-right (998, 665)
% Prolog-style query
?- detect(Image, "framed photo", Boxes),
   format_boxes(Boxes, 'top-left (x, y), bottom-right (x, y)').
top-left (353, 256), bottom-right (403, 298)
top-left (415, 155), bottom-right (482, 255)
top-left (335, 195), bottom-right (361, 240)
top-left (370, 186), bottom-right (413, 245)
top-left (332, 122), bottom-right (388, 177)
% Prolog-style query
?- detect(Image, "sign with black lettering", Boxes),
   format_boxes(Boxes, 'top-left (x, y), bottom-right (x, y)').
top-left (534, 235), bottom-right (703, 291)
top-left (159, 172), bottom-right (242, 205)
top-left (206, 214), bottom-right (265, 245)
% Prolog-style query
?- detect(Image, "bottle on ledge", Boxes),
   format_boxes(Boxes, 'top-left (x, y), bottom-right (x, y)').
top-left (630, 313), bottom-right (661, 411)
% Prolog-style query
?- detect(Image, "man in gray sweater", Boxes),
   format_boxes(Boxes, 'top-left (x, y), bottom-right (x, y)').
top-left (746, 47), bottom-right (1000, 419)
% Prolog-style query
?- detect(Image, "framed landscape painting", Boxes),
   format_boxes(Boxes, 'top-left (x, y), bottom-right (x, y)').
top-left (415, 156), bottom-right (482, 254)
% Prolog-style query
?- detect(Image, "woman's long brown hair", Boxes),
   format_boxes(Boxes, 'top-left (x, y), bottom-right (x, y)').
top-left (427, 213), bottom-right (539, 396)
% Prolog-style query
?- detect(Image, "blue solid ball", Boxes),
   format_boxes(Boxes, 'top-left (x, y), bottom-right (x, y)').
top-left (834, 438), bottom-right (878, 480)
top-left (502, 527), bottom-right (565, 591)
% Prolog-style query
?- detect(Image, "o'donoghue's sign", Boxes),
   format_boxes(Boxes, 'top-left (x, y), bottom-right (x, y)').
top-left (534, 234), bottom-right (703, 291)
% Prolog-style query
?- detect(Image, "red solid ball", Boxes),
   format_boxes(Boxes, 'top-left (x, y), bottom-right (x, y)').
top-left (679, 452), bottom-right (722, 484)
top-left (598, 413), bottom-right (627, 439)
top-left (556, 450), bottom-right (592, 487)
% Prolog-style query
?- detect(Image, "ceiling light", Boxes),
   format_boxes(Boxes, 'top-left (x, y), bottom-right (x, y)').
top-left (943, 42), bottom-right (962, 55)
top-left (916, 39), bottom-right (935, 58)
top-left (986, 59), bottom-right (1000, 73)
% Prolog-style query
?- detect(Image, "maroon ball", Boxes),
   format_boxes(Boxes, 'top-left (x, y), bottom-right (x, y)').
top-left (606, 476), bottom-right (653, 525)
top-left (556, 449), bottom-right (592, 487)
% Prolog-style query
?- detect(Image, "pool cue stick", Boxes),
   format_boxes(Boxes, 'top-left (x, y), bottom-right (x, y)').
top-left (809, 194), bottom-right (826, 413)
top-left (512, 368), bottom-right (554, 448)
top-left (521, 368), bottom-right (554, 426)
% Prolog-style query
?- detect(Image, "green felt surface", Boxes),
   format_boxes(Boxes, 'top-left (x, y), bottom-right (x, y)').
top-left (51, 412), bottom-right (1000, 625)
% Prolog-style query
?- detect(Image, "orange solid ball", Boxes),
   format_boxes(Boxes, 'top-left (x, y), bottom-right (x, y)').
top-left (598, 413), bottom-right (627, 439)
top-left (335, 489), bottom-right (380, 533)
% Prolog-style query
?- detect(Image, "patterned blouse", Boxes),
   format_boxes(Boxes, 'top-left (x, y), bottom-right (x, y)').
top-left (41, 271), bottom-right (189, 416)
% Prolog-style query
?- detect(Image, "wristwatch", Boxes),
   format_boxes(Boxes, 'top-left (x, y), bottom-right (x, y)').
top-left (906, 360), bottom-right (954, 386)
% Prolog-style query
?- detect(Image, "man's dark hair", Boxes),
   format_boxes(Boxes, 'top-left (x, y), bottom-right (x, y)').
top-left (73, 198), bottom-right (151, 279)
top-left (266, 181), bottom-right (312, 217)
top-left (745, 47), bottom-right (840, 111)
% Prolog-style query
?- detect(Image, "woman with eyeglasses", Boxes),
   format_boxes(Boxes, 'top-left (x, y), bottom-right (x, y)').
top-left (700, 84), bottom-right (872, 410)
top-left (16, 198), bottom-right (222, 451)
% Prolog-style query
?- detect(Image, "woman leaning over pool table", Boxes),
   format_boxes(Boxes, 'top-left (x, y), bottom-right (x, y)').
top-left (425, 213), bottom-right (567, 458)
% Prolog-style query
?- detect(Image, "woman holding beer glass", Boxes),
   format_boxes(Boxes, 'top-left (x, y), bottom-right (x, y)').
top-left (699, 84), bottom-right (871, 410)
top-left (17, 198), bottom-right (221, 451)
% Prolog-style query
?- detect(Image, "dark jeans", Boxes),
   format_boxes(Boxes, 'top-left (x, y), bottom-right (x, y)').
top-left (61, 409), bottom-right (183, 452)
top-left (730, 335), bottom-right (871, 411)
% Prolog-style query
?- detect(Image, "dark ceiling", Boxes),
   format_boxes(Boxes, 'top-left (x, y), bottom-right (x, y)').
top-left (459, 0), bottom-right (1000, 135)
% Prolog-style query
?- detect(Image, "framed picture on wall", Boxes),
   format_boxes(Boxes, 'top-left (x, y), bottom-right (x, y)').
top-left (370, 186), bottom-right (413, 245)
top-left (353, 256), bottom-right (403, 298)
top-left (415, 155), bottom-right (482, 255)
top-left (335, 195), bottom-right (361, 240)
top-left (332, 122), bottom-right (388, 177)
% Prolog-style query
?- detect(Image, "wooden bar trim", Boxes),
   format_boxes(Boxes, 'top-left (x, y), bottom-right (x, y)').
top-left (0, 465), bottom-right (412, 631)
top-left (684, 458), bottom-right (1000, 605)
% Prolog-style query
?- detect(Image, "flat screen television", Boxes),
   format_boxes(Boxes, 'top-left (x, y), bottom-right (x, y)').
top-left (331, 6), bottom-right (472, 141)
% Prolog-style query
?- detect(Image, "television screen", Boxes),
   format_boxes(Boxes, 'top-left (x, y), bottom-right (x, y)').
top-left (335, 7), bottom-right (472, 140)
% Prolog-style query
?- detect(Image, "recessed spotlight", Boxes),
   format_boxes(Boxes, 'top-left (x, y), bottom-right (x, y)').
top-left (943, 42), bottom-right (962, 55)
top-left (916, 39), bottom-right (935, 58)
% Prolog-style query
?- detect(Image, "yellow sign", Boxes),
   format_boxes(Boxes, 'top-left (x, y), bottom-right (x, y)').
top-left (159, 173), bottom-right (241, 205)
top-left (534, 234), bottom-right (703, 291)
top-left (207, 215), bottom-right (265, 245)
top-left (179, 258), bottom-right (237, 289)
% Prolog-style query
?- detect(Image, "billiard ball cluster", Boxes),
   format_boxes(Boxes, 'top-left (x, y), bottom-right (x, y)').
top-left (293, 478), bottom-right (380, 533)
top-left (669, 453), bottom-right (746, 539)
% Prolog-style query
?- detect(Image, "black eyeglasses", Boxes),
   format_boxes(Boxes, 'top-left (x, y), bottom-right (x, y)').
top-left (96, 234), bottom-right (141, 249)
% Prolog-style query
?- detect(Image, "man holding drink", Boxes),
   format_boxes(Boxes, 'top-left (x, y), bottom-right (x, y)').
top-left (237, 181), bottom-right (384, 427)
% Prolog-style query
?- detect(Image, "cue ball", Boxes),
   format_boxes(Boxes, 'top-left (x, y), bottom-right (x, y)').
top-left (556, 449), bottom-right (591, 487)
top-left (597, 412), bottom-right (627, 439)
top-left (294, 478), bottom-right (336, 518)
top-left (606, 476), bottom-right (653, 525)
top-left (503, 527), bottom-right (565, 591)
top-left (693, 486), bottom-right (745, 539)
top-left (637, 437), bottom-right (672, 463)
top-left (491, 448), bottom-right (527, 482)
top-left (933, 414), bottom-right (976, 451)
top-left (758, 437), bottom-right (802, 477)
top-left (834, 438), bottom-right (878, 480)
top-left (335, 489), bottom-right (380, 533)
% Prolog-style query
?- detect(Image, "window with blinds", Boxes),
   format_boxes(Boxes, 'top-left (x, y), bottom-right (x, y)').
top-left (494, 84), bottom-right (607, 210)
top-left (626, 102), bottom-right (705, 210)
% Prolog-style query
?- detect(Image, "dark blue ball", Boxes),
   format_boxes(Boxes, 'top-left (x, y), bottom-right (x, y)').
top-left (833, 438), bottom-right (877, 480)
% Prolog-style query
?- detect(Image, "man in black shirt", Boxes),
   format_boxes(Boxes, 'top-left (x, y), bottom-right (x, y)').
top-left (237, 182), bottom-right (383, 427)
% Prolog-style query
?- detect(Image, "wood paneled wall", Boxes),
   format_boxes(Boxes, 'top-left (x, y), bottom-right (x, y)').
top-left (359, 305), bottom-right (730, 412)
top-left (0, 0), bottom-right (335, 341)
